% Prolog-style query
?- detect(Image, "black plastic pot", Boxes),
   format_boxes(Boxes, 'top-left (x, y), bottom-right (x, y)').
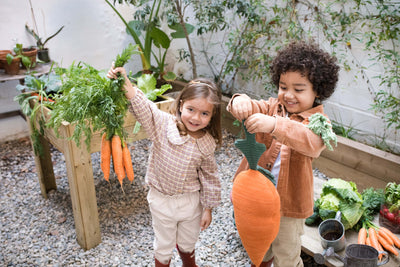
top-left (38, 48), bottom-right (50, 63)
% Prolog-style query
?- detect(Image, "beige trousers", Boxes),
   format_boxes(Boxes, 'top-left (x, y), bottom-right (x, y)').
top-left (147, 187), bottom-right (202, 264)
top-left (263, 216), bottom-right (305, 267)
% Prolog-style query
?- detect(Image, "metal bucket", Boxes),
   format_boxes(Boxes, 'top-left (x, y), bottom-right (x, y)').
top-left (318, 211), bottom-right (346, 252)
top-left (340, 244), bottom-right (389, 266)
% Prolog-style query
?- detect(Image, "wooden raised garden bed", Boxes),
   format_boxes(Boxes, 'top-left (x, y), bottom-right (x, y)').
top-left (313, 135), bottom-right (400, 191)
top-left (27, 96), bottom-right (174, 250)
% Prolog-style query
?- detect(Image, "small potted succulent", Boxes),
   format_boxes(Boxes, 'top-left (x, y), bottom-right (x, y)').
top-left (25, 24), bottom-right (64, 63)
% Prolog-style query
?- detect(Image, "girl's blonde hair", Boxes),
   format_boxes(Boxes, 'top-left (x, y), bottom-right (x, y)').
top-left (172, 78), bottom-right (222, 146)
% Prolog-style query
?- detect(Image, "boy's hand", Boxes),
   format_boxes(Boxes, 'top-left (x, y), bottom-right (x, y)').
top-left (245, 113), bottom-right (276, 134)
top-left (230, 95), bottom-right (253, 120)
top-left (200, 208), bottom-right (212, 231)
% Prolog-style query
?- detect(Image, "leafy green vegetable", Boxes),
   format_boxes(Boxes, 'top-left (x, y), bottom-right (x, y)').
top-left (306, 113), bottom-right (337, 151)
top-left (318, 178), bottom-right (364, 230)
top-left (353, 187), bottom-right (385, 231)
top-left (128, 73), bottom-right (172, 134)
top-left (362, 187), bottom-right (385, 214)
top-left (305, 199), bottom-right (322, 226)
top-left (385, 182), bottom-right (400, 213)
top-left (135, 73), bottom-right (172, 101)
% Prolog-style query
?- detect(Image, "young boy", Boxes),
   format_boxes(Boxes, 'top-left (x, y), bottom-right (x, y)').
top-left (228, 41), bottom-right (340, 267)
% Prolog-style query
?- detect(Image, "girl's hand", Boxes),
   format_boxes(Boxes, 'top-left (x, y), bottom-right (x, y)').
top-left (245, 113), bottom-right (276, 134)
top-left (106, 64), bottom-right (128, 80)
top-left (200, 208), bottom-right (212, 231)
top-left (106, 64), bottom-right (136, 99)
top-left (230, 95), bottom-right (253, 120)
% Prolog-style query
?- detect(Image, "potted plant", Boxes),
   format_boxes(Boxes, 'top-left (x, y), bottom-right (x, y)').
top-left (0, 44), bottom-right (37, 75)
top-left (25, 24), bottom-right (64, 63)
top-left (1, 56), bottom-right (21, 75)
top-left (0, 49), bottom-right (12, 70)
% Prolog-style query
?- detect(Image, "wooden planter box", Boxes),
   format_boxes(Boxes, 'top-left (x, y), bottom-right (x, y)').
top-left (27, 96), bottom-right (174, 250)
top-left (313, 135), bottom-right (400, 191)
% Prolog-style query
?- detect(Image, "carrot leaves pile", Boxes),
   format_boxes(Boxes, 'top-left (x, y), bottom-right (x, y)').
top-left (47, 44), bottom-right (139, 190)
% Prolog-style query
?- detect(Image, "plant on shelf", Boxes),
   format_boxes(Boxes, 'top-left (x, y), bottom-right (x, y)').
top-left (25, 24), bottom-right (64, 63)
top-left (6, 43), bottom-right (35, 71)
top-left (25, 0), bottom-right (64, 63)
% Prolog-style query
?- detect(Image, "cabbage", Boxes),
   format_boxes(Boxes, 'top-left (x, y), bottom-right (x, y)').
top-left (317, 178), bottom-right (365, 229)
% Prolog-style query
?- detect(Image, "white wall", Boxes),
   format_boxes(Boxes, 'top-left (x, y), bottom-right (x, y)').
top-left (1, 0), bottom-right (398, 153)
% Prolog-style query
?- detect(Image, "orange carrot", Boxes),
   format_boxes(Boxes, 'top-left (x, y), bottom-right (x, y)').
top-left (378, 228), bottom-right (394, 246)
top-left (111, 135), bottom-right (125, 189)
top-left (31, 92), bottom-right (55, 102)
top-left (122, 144), bottom-right (134, 183)
top-left (380, 227), bottom-right (400, 249)
top-left (377, 240), bottom-right (384, 260)
top-left (100, 133), bottom-right (111, 182)
top-left (358, 227), bottom-right (367, 245)
top-left (378, 234), bottom-right (399, 256)
top-left (369, 228), bottom-right (382, 259)
top-left (366, 236), bottom-right (371, 246)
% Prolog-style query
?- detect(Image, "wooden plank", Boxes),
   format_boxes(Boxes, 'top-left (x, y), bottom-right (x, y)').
top-left (321, 136), bottom-right (400, 183)
top-left (313, 156), bottom-right (388, 191)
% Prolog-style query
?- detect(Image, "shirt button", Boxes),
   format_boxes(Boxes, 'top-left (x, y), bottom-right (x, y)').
top-left (266, 163), bottom-right (272, 168)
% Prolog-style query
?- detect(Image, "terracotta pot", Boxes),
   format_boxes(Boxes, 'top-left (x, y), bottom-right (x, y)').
top-left (22, 47), bottom-right (37, 68)
top-left (0, 57), bottom-right (21, 75)
top-left (0, 50), bottom-right (12, 69)
top-left (37, 48), bottom-right (50, 63)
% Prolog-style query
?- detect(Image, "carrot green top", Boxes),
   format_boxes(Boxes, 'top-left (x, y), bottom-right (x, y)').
top-left (234, 122), bottom-right (276, 184)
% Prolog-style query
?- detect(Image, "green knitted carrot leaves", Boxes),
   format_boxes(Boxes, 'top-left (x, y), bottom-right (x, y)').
top-left (306, 113), bottom-right (337, 151)
top-left (235, 122), bottom-right (276, 184)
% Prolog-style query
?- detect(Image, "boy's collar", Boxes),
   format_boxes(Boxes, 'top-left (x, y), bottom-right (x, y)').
top-left (281, 103), bottom-right (324, 120)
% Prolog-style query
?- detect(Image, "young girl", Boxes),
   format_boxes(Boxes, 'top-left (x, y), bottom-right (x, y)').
top-left (227, 41), bottom-right (340, 267)
top-left (107, 67), bottom-right (222, 267)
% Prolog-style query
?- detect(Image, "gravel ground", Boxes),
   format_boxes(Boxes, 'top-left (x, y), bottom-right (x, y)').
top-left (0, 130), bottom-right (325, 266)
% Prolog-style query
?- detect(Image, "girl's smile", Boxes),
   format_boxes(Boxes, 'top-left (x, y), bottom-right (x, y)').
top-left (180, 97), bottom-right (214, 137)
top-left (278, 71), bottom-right (317, 114)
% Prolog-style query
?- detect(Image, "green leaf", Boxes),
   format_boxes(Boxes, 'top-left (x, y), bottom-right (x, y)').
top-left (6, 53), bottom-right (13, 65)
top-left (162, 71), bottom-right (176, 81)
top-left (169, 22), bottom-right (195, 38)
top-left (126, 20), bottom-right (143, 37)
top-left (137, 74), bottom-right (157, 94)
top-left (150, 27), bottom-right (171, 49)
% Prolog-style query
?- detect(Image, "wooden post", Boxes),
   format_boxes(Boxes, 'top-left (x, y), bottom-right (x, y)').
top-left (60, 122), bottom-right (101, 250)
top-left (26, 116), bottom-right (57, 198)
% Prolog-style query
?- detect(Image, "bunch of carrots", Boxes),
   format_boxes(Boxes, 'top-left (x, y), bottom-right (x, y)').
top-left (358, 222), bottom-right (400, 260)
top-left (101, 133), bottom-right (134, 192)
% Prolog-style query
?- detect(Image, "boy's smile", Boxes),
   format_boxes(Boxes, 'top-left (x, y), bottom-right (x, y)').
top-left (278, 71), bottom-right (317, 114)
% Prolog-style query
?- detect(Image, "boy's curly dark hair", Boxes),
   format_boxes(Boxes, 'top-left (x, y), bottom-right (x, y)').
top-left (270, 41), bottom-right (340, 102)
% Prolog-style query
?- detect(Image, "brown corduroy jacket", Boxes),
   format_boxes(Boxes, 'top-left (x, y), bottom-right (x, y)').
top-left (228, 95), bottom-right (327, 218)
